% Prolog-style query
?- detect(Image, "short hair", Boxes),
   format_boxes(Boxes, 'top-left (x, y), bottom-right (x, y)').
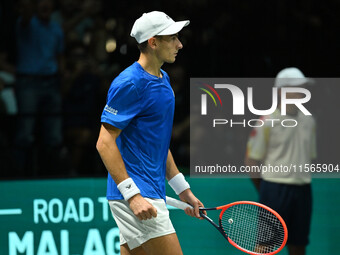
top-left (137, 41), bottom-right (149, 53)
top-left (137, 36), bottom-right (163, 53)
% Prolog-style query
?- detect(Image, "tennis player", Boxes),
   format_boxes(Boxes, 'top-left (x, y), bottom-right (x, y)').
top-left (245, 67), bottom-right (316, 255)
top-left (96, 11), bottom-right (204, 255)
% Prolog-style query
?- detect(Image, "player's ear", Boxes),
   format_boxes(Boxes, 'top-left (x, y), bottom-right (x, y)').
top-left (148, 37), bottom-right (157, 49)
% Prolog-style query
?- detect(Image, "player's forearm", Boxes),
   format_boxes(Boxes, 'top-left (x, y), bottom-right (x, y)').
top-left (97, 138), bottom-right (129, 184)
top-left (166, 150), bottom-right (180, 181)
top-left (166, 150), bottom-right (203, 218)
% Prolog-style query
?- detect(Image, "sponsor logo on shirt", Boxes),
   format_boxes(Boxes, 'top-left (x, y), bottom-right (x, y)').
top-left (104, 105), bottom-right (118, 115)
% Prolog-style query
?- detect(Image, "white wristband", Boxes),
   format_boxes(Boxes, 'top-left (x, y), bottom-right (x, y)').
top-left (168, 173), bottom-right (190, 195)
top-left (117, 178), bottom-right (140, 201)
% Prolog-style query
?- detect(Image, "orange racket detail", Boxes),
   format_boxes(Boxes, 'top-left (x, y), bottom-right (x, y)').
top-left (217, 201), bottom-right (288, 254)
top-left (166, 197), bottom-right (288, 255)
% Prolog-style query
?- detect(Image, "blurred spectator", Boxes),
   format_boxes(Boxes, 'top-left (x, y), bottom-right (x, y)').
top-left (62, 46), bottom-right (102, 176)
top-left (52, 0), bottom-right (110, 89)
top-left (51, 0), bottom-right (101, 50)
top-left (0, 51), bottom-right (17, 117)
top-left (0, 71), bottom-right (16, 177)
top-left (0, 61), bottom-right (17, 141)
top-left (0, 76), bottom-right (6, 143)
top-left (0, 0), bottom-right (17, 177)
top-left (245, 67), bottom-right (316, 255)
top-left (166, 65), bottom-right (190, 169)
top-left (14, 0), bottom-right (64, 176)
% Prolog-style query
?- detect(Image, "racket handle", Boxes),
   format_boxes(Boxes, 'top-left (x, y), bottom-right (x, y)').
top-left (166, 196), bottom-right (193, 210)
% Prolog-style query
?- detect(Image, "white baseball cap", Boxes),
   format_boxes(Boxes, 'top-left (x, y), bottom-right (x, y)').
top-left (275, 67), bottom-right (314, 87)
top-left (130, 11), bottom-right (190, 44)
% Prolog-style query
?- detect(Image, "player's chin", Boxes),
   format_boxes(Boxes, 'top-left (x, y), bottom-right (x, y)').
top-left (165, 57), bottom-right (176, 63)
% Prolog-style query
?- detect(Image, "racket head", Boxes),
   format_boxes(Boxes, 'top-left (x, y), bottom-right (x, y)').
top-left (217, 201), bottom-right (288, 255)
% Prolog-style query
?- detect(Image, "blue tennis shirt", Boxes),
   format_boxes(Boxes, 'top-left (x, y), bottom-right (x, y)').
top-left (101, 62), bottom-right (175, 200)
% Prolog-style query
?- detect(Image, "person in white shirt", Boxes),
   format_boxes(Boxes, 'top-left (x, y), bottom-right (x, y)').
top-left (245, 67), bottom-right (316, 255)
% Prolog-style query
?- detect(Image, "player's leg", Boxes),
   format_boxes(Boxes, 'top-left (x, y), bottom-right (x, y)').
top-left (260, 181), bottom-right (312, 255)
top-left (287, 245), bottom-right (306, 255)
top-left (258, 181), bottom-right (291, 253)
top-left (121, 234), bottom-right (182, 255)
top-left (109, 198), bottom-right (180, 254)
top-left (120, 243), bottom-right (147, 255)
top-left (141, 233), bottom-right (183, 255)
top-left (287, 184), bottom-right (312, 255)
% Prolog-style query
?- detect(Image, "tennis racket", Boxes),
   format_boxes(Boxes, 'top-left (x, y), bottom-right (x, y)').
top-left (166, 196), bottom-right (288, 255)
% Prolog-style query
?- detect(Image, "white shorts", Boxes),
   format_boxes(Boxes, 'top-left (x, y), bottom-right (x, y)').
top-left (108, 198), bottom-right (176, 250)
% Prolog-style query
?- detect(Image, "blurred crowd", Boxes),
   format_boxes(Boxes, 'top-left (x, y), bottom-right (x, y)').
top-left (0, 0), bottom-right (339, 179)
top-left (0, 0), bottom-right (193, 178)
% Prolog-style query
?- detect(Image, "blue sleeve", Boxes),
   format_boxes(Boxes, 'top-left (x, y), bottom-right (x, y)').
top-left (101, 81), bottom-right (142, 130)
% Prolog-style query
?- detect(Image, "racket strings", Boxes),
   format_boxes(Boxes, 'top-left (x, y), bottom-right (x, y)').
top-left (221, 204), bottom-right (285, 254)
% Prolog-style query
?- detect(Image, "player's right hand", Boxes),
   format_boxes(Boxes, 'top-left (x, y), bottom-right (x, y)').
top-left (128, 194), bottom-right (157, 220)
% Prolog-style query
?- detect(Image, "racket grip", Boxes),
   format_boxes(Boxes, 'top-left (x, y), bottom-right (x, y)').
top-left (166, 196), bottom-right (193, 210)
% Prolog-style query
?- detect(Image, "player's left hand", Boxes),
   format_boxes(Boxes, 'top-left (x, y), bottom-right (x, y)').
top-left (178, 189), bottom-right (206, 219)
